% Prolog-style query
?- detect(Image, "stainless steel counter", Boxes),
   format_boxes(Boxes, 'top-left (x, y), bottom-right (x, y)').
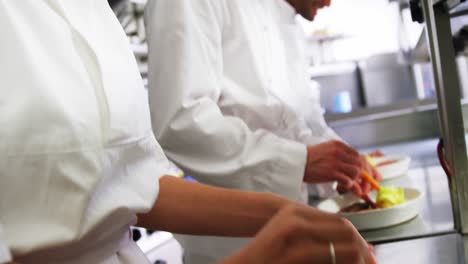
top-left (374, 233), bottom-right (464, 264)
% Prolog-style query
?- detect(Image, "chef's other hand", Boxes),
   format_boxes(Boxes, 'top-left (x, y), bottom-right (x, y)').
top-left (220, 204), bottom-right (376, 264)
top-left (304, 140), bottom-right (363, 192)
top-left (338, 156), bottom-right (383, 196)
top-left (358, 156), bottom-right (382, 195)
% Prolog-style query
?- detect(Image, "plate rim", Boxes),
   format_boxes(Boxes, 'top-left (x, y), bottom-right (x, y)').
top-left (317, 187), bottom-right (423, 216)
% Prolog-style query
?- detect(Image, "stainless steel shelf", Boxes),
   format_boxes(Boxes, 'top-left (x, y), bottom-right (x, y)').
top-left (449, 0), bottom-right (468, 10)
top-left (431, 0), bottom-right (466, 9)
top-left (325, 99), bottom-right (468, 149)
top-left (326, 99), bottom-right (438, 148)
top-left (451, 1), bottom-right (468, 17)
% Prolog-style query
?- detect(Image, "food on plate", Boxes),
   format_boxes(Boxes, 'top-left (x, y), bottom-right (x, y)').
top-left (339, 187), bottom-right (406, 213)
top-left (376, 187), bottom-right (406, 208)
top-left (366, 154), bottom-right (399, 167)
top-left (319, 188), bottom-right (421, 230)
top-left (369, 151), bottom-right (385, 158)
top-left (376, 159), bottom-right (401, 167)
top-left (339, 202), bottom-right (371, 213)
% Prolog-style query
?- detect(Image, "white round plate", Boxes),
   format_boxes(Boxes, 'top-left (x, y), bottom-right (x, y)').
top-left (373, 155), bottom-right (411, 181)
top-left (317, 188), bottom-right (422, 231)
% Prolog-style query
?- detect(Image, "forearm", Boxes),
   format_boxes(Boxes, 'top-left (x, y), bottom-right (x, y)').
top-left (137, 176), bottom-right (291, 237)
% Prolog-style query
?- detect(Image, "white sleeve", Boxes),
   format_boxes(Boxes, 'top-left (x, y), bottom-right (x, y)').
top-left (303, 81), bottom-right (343, 141)
top-left (302, 83), bottom-right (342, 198)
top-left (0, 225), bottom-right (12, 264)
top-left (145, 0), bottom-right (305, 201)
top-left (320, 124), bottom-right (342, 143)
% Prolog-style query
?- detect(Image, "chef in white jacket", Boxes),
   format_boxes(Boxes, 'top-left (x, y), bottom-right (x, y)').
top-left (145, 0), bottom-right (380, 263)
top-left (0, 0), bottom-right (169, 262)
top-left (0, 1), bottom-right (376, 264)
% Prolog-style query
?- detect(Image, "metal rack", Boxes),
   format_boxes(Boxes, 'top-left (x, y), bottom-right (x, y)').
top-left (411, 0), bottom-right (468, 239)
top-left (110, 0), bottom-right (148, 79)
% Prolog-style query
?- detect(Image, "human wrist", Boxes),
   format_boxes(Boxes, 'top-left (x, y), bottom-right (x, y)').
top-left (263, 193), bottom-right (292, 216)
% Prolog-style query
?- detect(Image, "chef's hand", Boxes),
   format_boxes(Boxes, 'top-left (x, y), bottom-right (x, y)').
top-left (359, 156), bottom-right (382, 195)
top-left (220, 204), bottom-right (376, 264)
top-left (303, 141), bottom-right (363, 194)
top-left (337, 156), bottom-right (382, 196)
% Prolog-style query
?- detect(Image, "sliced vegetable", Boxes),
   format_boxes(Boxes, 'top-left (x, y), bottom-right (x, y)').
top-left (376, 187), bottom-right (406, 208)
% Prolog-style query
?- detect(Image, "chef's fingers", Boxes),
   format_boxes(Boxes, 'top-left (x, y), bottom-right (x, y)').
top-left (370, 165), bottom-right (383, 182)
top-left (335, 242), bottom-right (375, 264)
top-left (350, 182), bottom-right (363, 197)
top-left (332, 141), bottom-right (361, 158)
top-left (359, 181), bottom-right (371, 195)
top-left (367, 244), bottom-right (378, 264)
top-left (335, 149), bottom-right (363, 169)
top-left (285, 239), bottom-right (371, 264)
top-left (282, 212), bottom-right (365, 245)
top-left (337, 163), bottom-right (361, 181)
top-left (331, 171), bottom-right (355, 190)
top-left (279, 204), bottom-right (340, 225)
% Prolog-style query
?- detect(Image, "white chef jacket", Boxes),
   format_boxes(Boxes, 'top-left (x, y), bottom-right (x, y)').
top-left (145, 0), bottom-right (341, 263)
top-left (0, 1), bottom-right (170, 263)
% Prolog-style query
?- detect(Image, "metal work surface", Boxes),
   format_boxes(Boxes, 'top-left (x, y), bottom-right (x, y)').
top-left (374, 233), bottom-right (464, 264)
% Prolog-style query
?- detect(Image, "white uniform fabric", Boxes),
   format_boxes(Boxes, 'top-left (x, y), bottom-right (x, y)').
top-left (0, 1), bottom-right (170, 263)
top-left (145, 0), bottom-right (340, 263)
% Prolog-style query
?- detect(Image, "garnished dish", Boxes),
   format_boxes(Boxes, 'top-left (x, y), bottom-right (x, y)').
top-left (318, 188), bottom-right (422, 231)
top-left (339, 187), bottom-right (406, 213)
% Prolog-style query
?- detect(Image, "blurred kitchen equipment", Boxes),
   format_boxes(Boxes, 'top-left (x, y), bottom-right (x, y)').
top-left (310, 62), bottom-right (364, 113)
top-left (456, 55), bottom-right (468, 98)
top-left (359, 53), bottom-right (418, 107)
top-left (333, 91), bottom-right (353, 113)
top-left (412, 62), bottom-right (436, 99)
